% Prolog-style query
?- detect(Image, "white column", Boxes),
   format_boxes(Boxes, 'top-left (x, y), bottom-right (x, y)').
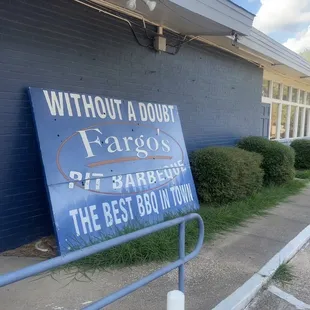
top-left (285, 105), bottom-right (291, 139)
top-left (267, 81), bottom-right (274, 139)
top-left (268, 80), bottom-right (273, 98)
top-left (289, 87), bottom-right (293, 102)
top-left (307, 109), bottom-right (310, 137)
top-left (276, 84), bottom-right (284, 139)
top-left (293, 106), bottom-right (299, 138)
top-left (285, 87), bottom-right (293, 139)
top-left (280, 83), bottom-right (284, 100)
top-left (276, 103), bottom-right (282, 139)
top-left (297, 89), bottom-right (301, 104)
top-left (300, 107), bottom-right (306, 137)
top-left (268, 103), bottom-right (273, 139)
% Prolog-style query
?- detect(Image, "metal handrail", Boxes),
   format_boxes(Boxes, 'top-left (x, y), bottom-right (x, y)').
top-left (0, 213), bottom-right (204, 310)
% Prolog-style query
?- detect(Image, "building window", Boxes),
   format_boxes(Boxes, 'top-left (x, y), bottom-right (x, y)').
top-left (262, 80), bottom-right (270, 97)
top-left (290, 106), bottom-right (297, 138)
top-left (280, 105), bottom-right (288, 138)
top-left (270, 103), bottom-right (279, 139)
top-left (300, 91), bottom-right (305, 104)
top-left (292, 88), bottom-right (298, 102)
top-left (283, 85), bottom-right (289, 101)
top-left (262, 79), bottom-right (310, 141)
top-left (273, 82), bottom-right (280, 99)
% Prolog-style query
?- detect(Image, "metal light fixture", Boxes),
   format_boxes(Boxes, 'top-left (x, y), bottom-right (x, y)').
top-left (126, 0), bottom-right (157, 11)
top-left (142, 0), bottom-right (157, 11)
top-left (231, 30), bottom-right (239, 47)
top-left (126, 0), bottom-right (137, 10)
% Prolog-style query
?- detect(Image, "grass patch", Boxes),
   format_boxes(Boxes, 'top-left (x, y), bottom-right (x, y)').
top-left (60, 180), bottom-right (306, 274)
top-left (296, 170), bottom-right (310, 180)
top-left (272, 263), bottom-right (296, 286)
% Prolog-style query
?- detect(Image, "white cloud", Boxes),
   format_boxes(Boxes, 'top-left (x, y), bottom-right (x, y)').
top-left (283, 26), bottom-right (310, 53)
top-left (253, 0), bottom-right (310, 34)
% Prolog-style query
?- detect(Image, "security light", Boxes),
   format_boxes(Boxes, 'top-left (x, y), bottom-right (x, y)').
top-left (126, 0), bottom-right (157, 11)
top-left (142, 0), bottom-right (157, 11)
top-left (126, 0), bottom-right (137, 10)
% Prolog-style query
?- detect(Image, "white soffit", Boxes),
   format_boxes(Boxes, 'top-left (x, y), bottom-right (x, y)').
top-left (241, 29), bottom-right (310, 78)
top-left (202, 28), bottom-right (310, 87)
top-left (91, 0), bottom-right (254, 36)
top-left (86, 0), bottom-right (310, 86)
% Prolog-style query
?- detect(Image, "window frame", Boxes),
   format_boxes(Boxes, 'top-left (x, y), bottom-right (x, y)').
top-left (262, 80), bottom-right (310, 141)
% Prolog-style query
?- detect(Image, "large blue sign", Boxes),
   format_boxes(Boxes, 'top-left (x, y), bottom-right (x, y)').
top-left (28, 88), bottom-right (199, 254)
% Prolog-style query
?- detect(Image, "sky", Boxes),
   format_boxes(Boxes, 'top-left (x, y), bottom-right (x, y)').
top-left (232, 0), bottom-right (310, 54)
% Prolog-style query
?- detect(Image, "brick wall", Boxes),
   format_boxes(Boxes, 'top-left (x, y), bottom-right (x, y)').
top-left (0, 0), bottom-right (263, 251)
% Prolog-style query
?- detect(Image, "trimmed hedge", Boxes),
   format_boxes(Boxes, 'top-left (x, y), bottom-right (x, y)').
top-left (190, 147), bottom-right (264, 204)
top-left (237, 136), bottom-right (295, 185)
top-left (291, 139), bottom-right (310, 169)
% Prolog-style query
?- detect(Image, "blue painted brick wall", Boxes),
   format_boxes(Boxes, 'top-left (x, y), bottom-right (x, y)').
top-left (0, 0), bottom-right (263, 251)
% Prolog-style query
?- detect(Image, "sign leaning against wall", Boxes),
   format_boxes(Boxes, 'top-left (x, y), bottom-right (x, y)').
top-left (28, 88), bottom-right (199, 255)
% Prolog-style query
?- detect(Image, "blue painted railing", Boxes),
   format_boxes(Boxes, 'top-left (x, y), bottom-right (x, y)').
top-left (0, 213), bottom-right (204, 310)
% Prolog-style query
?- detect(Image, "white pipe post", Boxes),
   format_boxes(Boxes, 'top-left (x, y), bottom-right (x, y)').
top-left (167, 290), bottom-right (185, 310)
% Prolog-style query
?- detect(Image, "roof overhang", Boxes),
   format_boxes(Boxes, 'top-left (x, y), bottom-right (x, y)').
top-left (78, 0), bottom-right (310, 88)
top-left (91, 0), bottom-right (254, 36)
top-left (241, 28), bottom-right (310, 78)
top-left (201, 28), bottom-right (310, 87)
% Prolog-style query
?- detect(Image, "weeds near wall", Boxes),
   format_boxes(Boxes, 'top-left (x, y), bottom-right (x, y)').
top-left (272, 263), bottom-right (296, 286)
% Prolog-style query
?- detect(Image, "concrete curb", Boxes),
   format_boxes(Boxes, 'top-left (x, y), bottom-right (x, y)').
top-left (212, 224), bottom-right (310, 310)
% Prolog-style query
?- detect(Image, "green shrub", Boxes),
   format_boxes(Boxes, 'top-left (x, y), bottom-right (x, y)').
top-left (295, 169), bottom-right (310, 179)
top-left (237, 136), bottom-right (295, 185)
top-left (290, 139), bottom-right (310, 169)
top-left (190, 147), bottom-right (264, 204)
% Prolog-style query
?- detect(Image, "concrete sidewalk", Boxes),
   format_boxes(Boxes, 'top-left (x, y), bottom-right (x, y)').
top-left (1, 186), bottom-right (310, 310)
